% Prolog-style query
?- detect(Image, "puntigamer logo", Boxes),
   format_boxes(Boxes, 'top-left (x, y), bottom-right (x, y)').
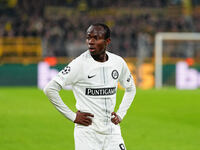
top-left (85, 87), bottom-right (116, 96)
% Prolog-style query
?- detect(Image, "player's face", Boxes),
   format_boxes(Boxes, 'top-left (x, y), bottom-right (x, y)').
top-left (86, 25), bottom-right (110, 56)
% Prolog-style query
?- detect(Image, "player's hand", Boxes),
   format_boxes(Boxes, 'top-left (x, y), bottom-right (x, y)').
top-left (74, 110), bottom-right (94, 126)
top-left (111, 112), bottom-right (121, 125)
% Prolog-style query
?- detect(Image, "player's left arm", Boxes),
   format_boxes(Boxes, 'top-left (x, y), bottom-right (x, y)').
top-left (112, 59), bottom-right (136, 125)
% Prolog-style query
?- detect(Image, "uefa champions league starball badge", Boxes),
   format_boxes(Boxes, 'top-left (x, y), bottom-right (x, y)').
top-left (61, 66), bottom-right (71, 75)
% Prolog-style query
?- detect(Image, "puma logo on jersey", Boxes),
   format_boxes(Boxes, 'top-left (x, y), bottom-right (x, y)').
top-left (88, 74), bottom-right (96, 78)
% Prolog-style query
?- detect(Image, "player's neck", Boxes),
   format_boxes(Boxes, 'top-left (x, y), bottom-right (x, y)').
top-left (92, 52), bottom-right (108, 62)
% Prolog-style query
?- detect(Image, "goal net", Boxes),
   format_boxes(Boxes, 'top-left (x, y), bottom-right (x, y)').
top-left (155, 32), bottom-right (200, 89)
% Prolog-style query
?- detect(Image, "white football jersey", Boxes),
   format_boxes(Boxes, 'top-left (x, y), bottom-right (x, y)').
top-left (53, 50), bottom-right (135, 134)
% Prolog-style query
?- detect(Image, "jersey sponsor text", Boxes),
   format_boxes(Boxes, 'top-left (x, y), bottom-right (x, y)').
top-left (85, 87), bottom-right (116, 96)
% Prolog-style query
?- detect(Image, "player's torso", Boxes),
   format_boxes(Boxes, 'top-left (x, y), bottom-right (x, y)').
top-left (73, 52), bottom-right (123, 97)
top-left (72, 52), bottom-right (123, 110)
top-left (73, 52), bottom-right (123, 134)
top-left (78, 63), bottom-right (120, 90)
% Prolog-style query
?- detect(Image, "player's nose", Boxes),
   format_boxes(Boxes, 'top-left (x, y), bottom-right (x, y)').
top-left (88, 38), bottom-right (95, 45)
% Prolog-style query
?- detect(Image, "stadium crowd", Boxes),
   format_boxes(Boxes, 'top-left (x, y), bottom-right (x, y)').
top-left (0, 0), bottom-right (200, 57)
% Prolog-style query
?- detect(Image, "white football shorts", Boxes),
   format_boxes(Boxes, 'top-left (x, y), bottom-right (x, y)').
top-left (74, 126), bottom-right (126, 150)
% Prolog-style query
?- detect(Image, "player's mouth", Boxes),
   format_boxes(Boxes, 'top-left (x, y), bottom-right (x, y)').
top-left (89, 47), bottom-right (96, 52)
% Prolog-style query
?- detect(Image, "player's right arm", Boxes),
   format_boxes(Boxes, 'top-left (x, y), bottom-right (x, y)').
top-left (44, 80), bottom-right (76, 121)
top-left (43, 58), bottom-right (93, 126)
top-left (43, 80), bottom-right (93, 125)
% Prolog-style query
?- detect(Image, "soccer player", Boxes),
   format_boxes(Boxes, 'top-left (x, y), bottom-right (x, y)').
top-left (44, 23), bottom-right (136, 150)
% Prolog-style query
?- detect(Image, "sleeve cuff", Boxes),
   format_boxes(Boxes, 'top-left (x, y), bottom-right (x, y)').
top-left (70, 112), bottom-right (77, 122)
top-left (116, 112), bottom-right (124, 121)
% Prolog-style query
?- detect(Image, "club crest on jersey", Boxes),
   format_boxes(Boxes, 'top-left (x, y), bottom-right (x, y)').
top-left (61, 66), bottom-right (71, 75)
top-left (111, 70), bottom-right (119, 79)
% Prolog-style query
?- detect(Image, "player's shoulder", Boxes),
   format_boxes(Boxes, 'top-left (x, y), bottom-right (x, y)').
top-left (70, 50), bottom-right (89, 64)
top-left (107, 51), bottom-right (125, 63)
top-left (75, 50), bottom-right (91, 61)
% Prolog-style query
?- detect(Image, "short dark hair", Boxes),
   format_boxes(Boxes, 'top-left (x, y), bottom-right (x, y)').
top-left (91, 23), bottom-right (111, 39)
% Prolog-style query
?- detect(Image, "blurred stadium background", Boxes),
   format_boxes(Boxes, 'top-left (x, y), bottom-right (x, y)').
top-left (0, 0), bottom-right (200, 150)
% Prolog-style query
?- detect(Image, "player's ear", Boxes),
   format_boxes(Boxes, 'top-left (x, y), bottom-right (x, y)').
top-left (105, 38), bottom-right (111, 45)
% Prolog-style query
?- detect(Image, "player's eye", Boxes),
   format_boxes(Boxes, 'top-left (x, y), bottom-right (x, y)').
top-left (86, 36), bottom-right (98, 41)
top-left (94, 36), bottom-right (98, 40)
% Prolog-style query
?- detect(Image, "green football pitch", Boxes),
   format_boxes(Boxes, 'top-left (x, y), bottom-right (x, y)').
top-left (0, 87), bottom-right (200, 150)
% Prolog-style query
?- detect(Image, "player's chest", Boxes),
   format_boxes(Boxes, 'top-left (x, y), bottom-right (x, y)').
top-left (79, 65), bottom-right (121, 86)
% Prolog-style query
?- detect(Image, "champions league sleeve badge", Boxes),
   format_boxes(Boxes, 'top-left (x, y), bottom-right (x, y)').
top-left (61, 66), bottom-right (71, 75)
top-left (111, 70), bottom-right (119, 79)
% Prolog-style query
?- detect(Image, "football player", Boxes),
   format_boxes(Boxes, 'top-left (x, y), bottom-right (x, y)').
top-left (44, 23), bottom-right (136, 150)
